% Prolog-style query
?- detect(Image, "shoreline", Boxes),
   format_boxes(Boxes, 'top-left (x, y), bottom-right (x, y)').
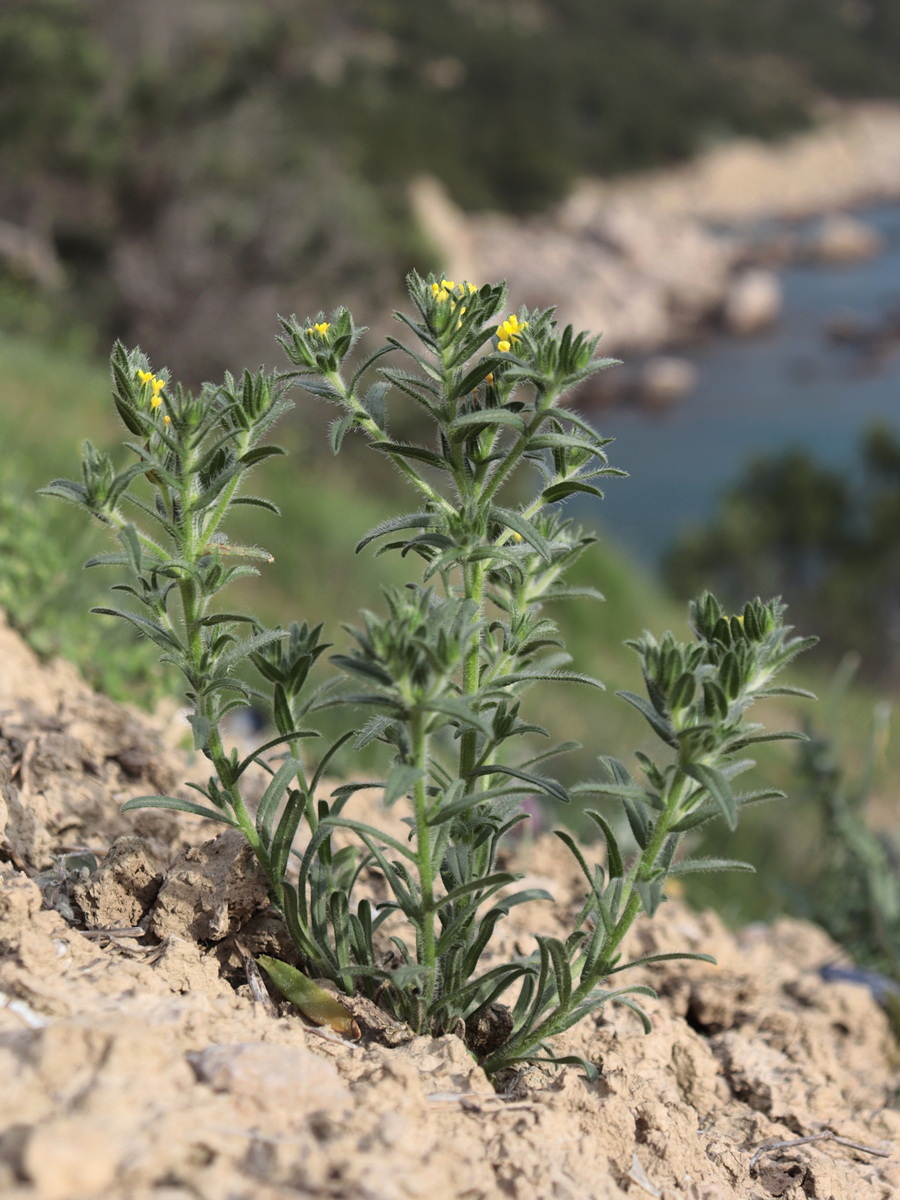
top-left (411, 102), bottom-right (900, 396)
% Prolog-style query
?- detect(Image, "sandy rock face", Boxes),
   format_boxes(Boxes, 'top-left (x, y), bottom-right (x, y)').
top-left (0, 616), bottom-right (898, 1199)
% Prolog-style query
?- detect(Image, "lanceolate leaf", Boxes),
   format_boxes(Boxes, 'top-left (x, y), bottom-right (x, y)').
top-left (120, 795), bottom-right (238, 825)
top-left (668, 857), bottom-right (755, 876)
top-left (490, 505), bottom-right (553, 562)
top-left (685, 762), bottom-right (738, 830)
top-left (469, 764), bottom-right (569, 803)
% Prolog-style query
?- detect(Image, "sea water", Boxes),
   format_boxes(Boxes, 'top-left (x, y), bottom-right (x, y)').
top-left (586, 204), bottom-right (900, 569)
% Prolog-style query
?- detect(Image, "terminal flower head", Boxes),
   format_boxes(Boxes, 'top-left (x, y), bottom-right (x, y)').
top-left (136, 368), bottom-right (166, 408)
top-left (496, 314), bottom-right (527, 350)
top-left (307, 321), bottom-right (330, 338)
top-left (431, 279), bottom-right (478, 304)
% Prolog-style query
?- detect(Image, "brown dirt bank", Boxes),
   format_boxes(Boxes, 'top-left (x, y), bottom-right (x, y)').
top-left (1, 614), bottom-right (897, 1200)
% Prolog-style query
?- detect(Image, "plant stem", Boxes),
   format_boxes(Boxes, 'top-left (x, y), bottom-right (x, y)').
top-left (482, 781), bottom-right (684, 1074)
top-left (410, 709), bottom-right (437, 1012)
top-left (459, 560), bottom-right (486, 780)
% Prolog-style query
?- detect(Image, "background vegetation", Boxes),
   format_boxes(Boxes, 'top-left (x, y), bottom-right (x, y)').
top-left (4, 0), bottom-right (900, 377)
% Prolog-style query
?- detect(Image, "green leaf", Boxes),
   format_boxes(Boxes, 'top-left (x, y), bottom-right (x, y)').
top-left (542, 936), bottom-right (572, 1009)
top-left (469, 764), bottom-right (569, 804)
top-left (239, 445), bottom-right (286, 467)
top-left (356, 513), bottom-right (436, 553)
top-left (120, 795), bottom-right (238, 825)
top-left (616, 690), bottom-right (678, 747)
top-left (421, 695), bottom-right (493, 737)
top-left (449, 409), bottom-right (525, 440)
top-left (383, 763), bottom-right (424, 807)
top-left (668, 857), bottom-right (755, 876)
top-left (608, 951), bottom-right (716, 974)
top-left (271, 790), bottom-right (306, 880)
top-left (256, 957), bottom-right (357, 1035)
top-left (231, 495), bottom-right (281, 515)
top-left (584, 809), bottom-right (624, 878)
top-left (372, 441), bottom-right (446, 469)
top-left (541, 480), bottom-right (605, 503)
top-left (756, 685), bottom-right (818, 700)
top-left (329, 414), bottom-right (355, 453)
top-left (491, 670), bottom-right (604, 690)
top-left (255, 756), bottom-right (301, 844)
top-left (685, 762), bottom-right (738, 830)
top-left (448, 358), bottom-right (506, 402)
top-left (90, 606), bottom-right (180, 651)
top-left (623, 797), bottom-right (651, 848)
top-left (119, 523), bottom-right (142, 573)
top-left (490, 505), bottom-right (553, 562)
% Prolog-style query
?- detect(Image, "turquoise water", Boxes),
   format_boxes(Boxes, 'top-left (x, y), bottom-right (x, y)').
top-left (585, 205), bottom-right (900, 568)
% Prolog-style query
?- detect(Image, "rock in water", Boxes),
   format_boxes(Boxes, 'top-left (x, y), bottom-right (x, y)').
top-left (723, 268), bottom-right (782, 334)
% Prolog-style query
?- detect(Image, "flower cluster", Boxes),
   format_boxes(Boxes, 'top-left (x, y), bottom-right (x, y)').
top-left (136, 369), bottom-right (170, 425)
top-left (136, 369), bottom-right (166, 408)
top-left (496, 313), bottom-right (527, 353)
top-left (307, 321), bottom-right (330, 337)
top-left (430, 278), bottom-right (477, 303)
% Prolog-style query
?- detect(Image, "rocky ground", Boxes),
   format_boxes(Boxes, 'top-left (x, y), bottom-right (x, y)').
top-left (0, 612), bottom-right (898, 1200)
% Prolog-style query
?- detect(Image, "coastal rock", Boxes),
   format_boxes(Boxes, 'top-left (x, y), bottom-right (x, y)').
top-left (722, 268), bottom-right (782, 335)
top-left (809, 213), bottom-right (883, 263)
top-left (412, 105), bottom-right (900, 364)
top-left (635, 356), bottom-right (699, 408)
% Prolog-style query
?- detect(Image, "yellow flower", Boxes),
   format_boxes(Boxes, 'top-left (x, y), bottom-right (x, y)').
top-left (432, 279), bottom-right (474, 304)
top-left (163, 414), bottom-right (171, 426)
top-left (497, 314), bottom-right (527, 342)
top-left (313, 322), bottom-right (330, 337)
top-left (496, 314), bottom-right (528, 352)
top-left (137, 369), bottom-right (154, 385)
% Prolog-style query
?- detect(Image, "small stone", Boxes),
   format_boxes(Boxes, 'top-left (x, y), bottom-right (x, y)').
top-left (73, 835), bottom-right (163, 929)
top-left (723, 269), bottom-right (782, 334)
top-left (149, 828), bottom-right (269, 942)
top-left (635, 356), bottom-right (699, 409)
top-left (811, 213), bottom-right (883, 263)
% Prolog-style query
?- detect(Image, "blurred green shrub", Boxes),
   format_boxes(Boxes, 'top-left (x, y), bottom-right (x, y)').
top-left (791, 658), bottom-right (899, 990)
top-left (666, 424), bottom-right (900, 680)
top-left (0, 474), bottom-right (165, 705)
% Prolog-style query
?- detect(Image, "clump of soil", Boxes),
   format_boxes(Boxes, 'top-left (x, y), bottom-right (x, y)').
top-left (1, 613), bottom-right (897, 1200)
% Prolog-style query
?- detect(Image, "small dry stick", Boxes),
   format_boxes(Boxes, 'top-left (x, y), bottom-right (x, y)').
top-left (750, 1130), bottom-right (892, 1170)
top-left (233, 938), bottom-right (278, 1016)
